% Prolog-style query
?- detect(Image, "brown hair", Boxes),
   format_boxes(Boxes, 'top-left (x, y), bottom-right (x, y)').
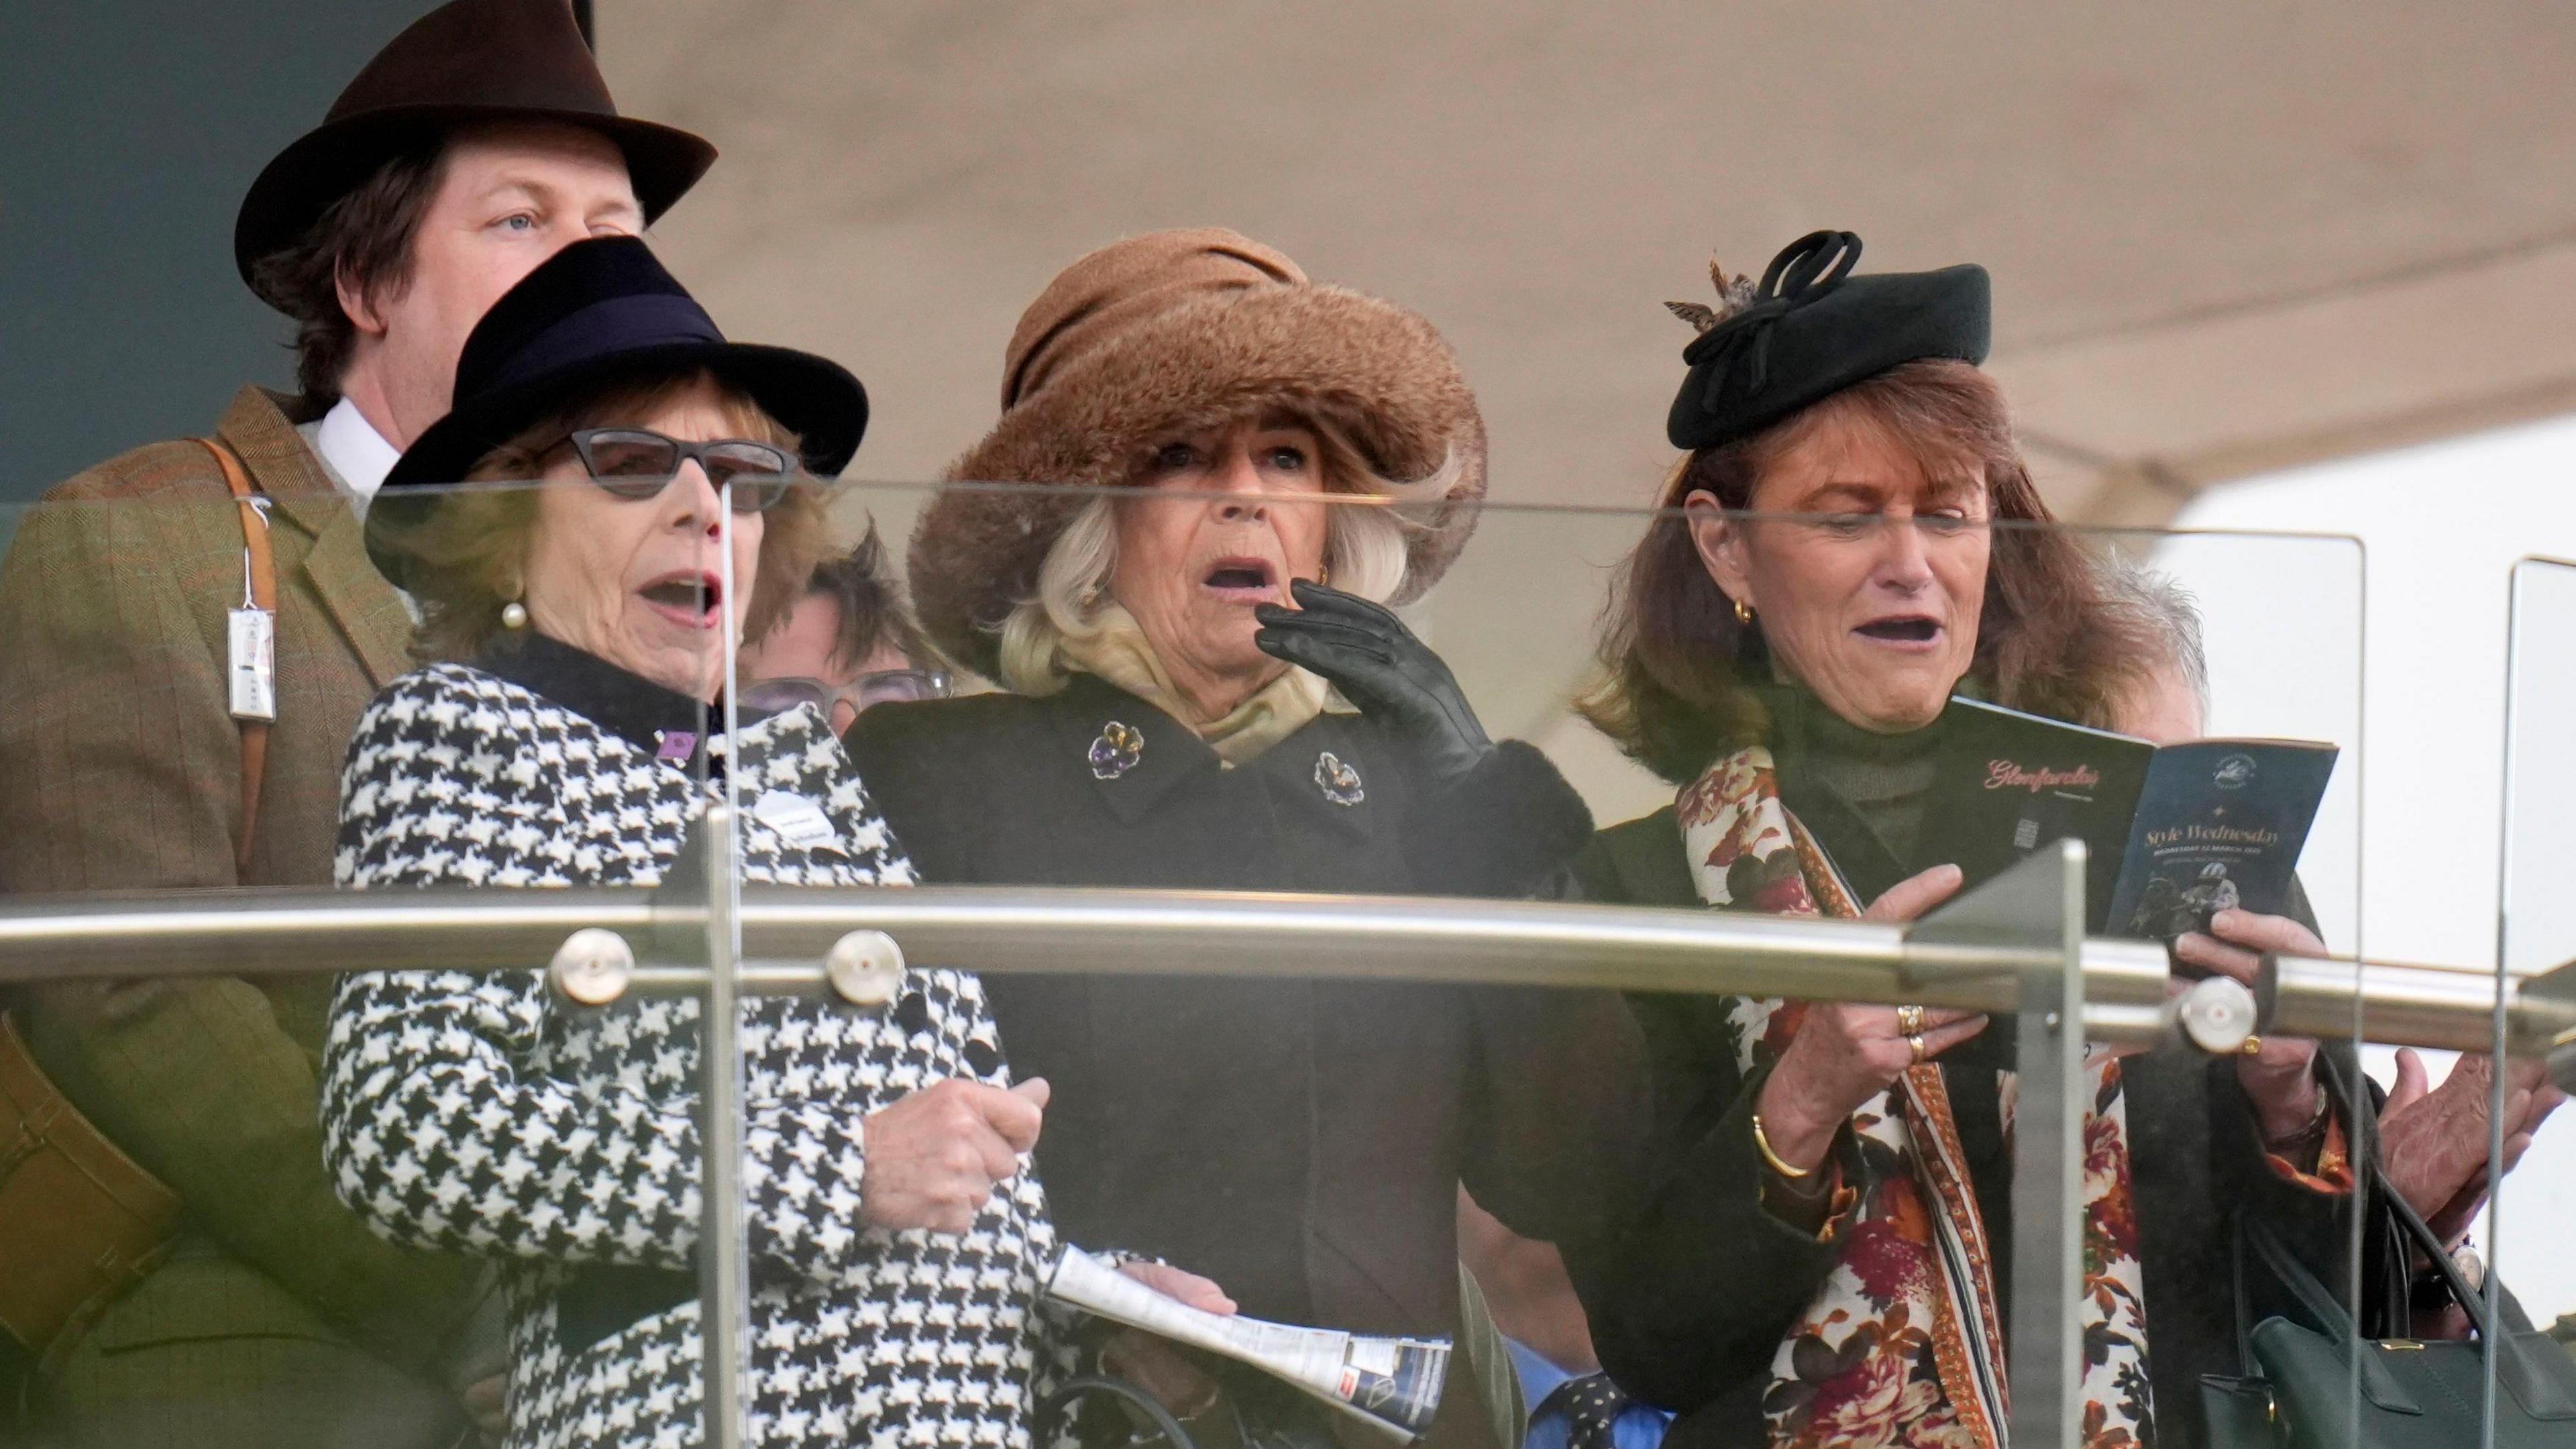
top-left (385, 370), bottom-right (828, 665)
top-left (248, 139), bottom-right (451, 404)
top-left (796, 524), bottom-right (935, 672)
top-left (1580, 359), bottom-right (2157, 783)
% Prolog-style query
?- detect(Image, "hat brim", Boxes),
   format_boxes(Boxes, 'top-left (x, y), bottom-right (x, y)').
top-left (235, 107), bottom-right (716, 303)
top-left (911, 283), bottom-right (1486, 680)
top-left (368, 340), bottom-right (866, 584)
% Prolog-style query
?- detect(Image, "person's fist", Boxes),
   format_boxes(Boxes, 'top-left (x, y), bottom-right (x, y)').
top-left (859, 1077), bottom-right (1049, 1234)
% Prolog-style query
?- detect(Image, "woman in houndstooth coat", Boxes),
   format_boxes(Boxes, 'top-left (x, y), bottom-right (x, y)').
top-left (319, 238), bottom-right (1069, 1449)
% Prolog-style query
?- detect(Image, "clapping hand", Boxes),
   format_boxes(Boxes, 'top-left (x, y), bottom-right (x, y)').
top-left (2380, 1048), bottom-right (2565, 1245)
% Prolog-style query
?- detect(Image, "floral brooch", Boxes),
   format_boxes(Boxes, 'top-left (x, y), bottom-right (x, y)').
top-left (1089, 720), bottom-right (1144, 780)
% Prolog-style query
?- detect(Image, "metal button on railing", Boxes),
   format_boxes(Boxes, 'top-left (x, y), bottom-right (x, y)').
top-left (823, 930), bottom-right (905, 1006)
top-left (549, 927), bottom-right (635, 1006)
top-left (2175, 975), bottom-right (2260, 1055)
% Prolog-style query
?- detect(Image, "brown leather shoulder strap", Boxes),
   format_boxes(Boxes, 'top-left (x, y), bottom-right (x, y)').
top-left (194, 438), bottom-right (273, 877)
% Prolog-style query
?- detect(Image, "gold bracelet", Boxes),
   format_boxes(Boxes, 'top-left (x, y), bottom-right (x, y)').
top-left (1751, 1113), bottom-right (1816, 1179)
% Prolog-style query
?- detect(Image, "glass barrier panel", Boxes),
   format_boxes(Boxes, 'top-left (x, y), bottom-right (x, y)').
top-left (777, 479), bottom-right (2372, 1448)
top-left (2496, 557), bottom-right (2576, 1385)
top-left (0, 475), bottom-right (731, 1448)
top-left (0, 472), bottom-right (2386, 1448)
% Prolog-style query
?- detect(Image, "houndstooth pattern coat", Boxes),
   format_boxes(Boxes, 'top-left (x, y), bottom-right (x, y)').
top-left (319, 641), bottom-right (1058, 1449)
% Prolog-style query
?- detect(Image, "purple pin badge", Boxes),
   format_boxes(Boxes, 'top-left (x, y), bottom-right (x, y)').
top-left (655, 731), bottom-right (698, 762)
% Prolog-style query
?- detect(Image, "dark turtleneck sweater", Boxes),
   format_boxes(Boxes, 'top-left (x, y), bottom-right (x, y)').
top-left (1735, 683), bottom-right (1950, 912)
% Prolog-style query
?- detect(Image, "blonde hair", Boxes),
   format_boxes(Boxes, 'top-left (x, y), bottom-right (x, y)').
top-left (996, 418), bottom-right (1451, 694)
top-left (376, 369), bottom-right (829, 665)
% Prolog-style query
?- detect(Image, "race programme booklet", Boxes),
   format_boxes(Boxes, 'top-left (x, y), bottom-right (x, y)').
top-left (1043, 1245), bottom-right (1450, 1442)
top-left (1918, 696), bottom-right (2338, 937)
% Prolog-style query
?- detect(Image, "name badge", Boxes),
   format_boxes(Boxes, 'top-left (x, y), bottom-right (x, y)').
top-left (751, 790), bottom-right (839, 851)
top-left (227, 606), bottom-right (276, 722)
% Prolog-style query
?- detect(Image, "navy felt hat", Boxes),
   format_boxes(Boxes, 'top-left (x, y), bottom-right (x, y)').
top-left (370, 235), bottom-right (867, 582)
top-left (1664, 231), bottom-right (1990, 452)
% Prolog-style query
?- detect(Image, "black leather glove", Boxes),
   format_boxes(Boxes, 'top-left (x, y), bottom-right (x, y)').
top-left (1254, 580), bottom-right (1495, 789)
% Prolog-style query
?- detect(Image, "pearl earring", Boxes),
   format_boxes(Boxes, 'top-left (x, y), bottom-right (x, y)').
top-left (501, 600), bottom-right (529, 630)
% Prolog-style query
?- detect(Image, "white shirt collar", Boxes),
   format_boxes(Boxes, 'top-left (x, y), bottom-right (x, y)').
top-left (304, 397), bottom-right (402, 515)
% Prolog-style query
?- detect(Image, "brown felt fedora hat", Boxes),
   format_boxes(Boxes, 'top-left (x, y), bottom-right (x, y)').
top-left (234, 0), bottom-right (715, 304)
top-left (912, 227), bottom-right (1488, 680)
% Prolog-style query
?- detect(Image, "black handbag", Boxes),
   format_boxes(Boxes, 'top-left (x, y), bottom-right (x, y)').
top-left (2202, 1181), bottom-right (2576, 1447)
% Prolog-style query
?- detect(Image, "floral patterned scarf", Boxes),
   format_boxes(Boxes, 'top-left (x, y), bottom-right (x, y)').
top-left (1676, 746), bottom-right (2154, 1449)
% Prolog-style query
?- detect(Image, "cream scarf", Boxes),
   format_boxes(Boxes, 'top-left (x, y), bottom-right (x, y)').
top-left (1053, 603), bottom-right (1348, 765)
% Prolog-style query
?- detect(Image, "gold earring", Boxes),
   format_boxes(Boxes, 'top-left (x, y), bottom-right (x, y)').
top-left (1317, 564), bottom-right (1331, 588)
top-left (1733, 596), bottom-right (1753, 626)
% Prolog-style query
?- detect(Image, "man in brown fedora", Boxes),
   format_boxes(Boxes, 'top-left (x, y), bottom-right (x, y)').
top-left (0, 3), bottom-right (714, 1444)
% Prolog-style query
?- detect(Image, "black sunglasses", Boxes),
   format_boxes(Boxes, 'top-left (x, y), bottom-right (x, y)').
top-left (547, 428), bottom-right (800, 513)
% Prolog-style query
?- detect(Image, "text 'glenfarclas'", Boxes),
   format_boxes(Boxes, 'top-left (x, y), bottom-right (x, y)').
top-left (1983, 759), bottom-right (2101, 794)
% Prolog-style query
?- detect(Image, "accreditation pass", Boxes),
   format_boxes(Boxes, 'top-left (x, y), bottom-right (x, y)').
top-left (228, 605), bottom-right (276, 722)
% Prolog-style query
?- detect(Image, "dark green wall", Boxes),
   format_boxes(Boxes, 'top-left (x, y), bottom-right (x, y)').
top-left (0, 3), bottom-right (443, 503)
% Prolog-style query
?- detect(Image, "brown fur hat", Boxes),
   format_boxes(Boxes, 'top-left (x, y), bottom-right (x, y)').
top-left (910, 227), bottom-right (1487, 678)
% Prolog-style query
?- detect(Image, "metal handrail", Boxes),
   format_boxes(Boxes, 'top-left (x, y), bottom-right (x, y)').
top-left (18, 851), bottom-right (2576, 1444)
top-left (0, 879), bottom-right (2115, 1002)
top-left (0, 851), bottom-right (2118, 1446)
top-left (0, 881), bottom-right (2556, 1053)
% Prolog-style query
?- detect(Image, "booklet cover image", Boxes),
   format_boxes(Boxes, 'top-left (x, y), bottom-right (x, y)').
top-left (2100, 740), bottom-right (2339, 941)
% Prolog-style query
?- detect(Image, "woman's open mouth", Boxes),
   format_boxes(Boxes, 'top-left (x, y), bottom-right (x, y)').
top-left (639, 571), bottom-right (723, 629)
top-left (1200, 556), bottom-right (1279, 603)
top-left (1854, 614), bottom-right (1943, 649)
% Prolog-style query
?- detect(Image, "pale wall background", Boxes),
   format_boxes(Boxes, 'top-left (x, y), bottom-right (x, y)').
top-left (598, 1), bottom-right (2576, 524)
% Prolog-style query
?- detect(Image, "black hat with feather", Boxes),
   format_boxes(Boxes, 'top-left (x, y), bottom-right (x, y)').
top-left (1664, 230), bottom-right (1990, 451)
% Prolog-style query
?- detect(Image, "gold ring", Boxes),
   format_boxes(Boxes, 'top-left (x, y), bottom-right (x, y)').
top-left (2241, 1034), bottom-right (2264, 1057)
top-left (1896, 1004), bottom-right (1925, 1037)
top-left (1909, 1032), bottom-right (1929, 1065)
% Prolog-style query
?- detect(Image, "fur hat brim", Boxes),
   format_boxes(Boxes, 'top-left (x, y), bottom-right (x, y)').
top-left (912, 284), bottom-right (1487, 679)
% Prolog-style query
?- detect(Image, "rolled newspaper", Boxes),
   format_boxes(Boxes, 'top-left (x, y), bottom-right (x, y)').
top-left (1044, 1245), bottom-right (1450, 1442)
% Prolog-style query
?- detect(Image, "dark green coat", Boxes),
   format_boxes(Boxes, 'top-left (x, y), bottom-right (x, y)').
top-left (843, 674), bottom-right (1649, 1344)
top-left (1566, 802), bottom-right (2355, 1449)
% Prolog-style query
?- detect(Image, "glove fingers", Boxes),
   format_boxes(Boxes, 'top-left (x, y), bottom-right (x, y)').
top-left (1254, 635), bottom-right (1402, 696)
top-left (1288, 579), bottom-right (1406, 632)
top-left (1256, 629), bottom-right (1399, 675)
top-left (1255, 614), bottom-right (1401, 656)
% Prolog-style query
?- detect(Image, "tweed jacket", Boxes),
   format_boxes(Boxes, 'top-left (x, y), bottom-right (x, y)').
top-left (842, 676), bottom-right (1648, 1354)
top-left (322, 635), bottom-right (1059, 1449)
top-left (0, 386), bottom-right (485, 1442)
